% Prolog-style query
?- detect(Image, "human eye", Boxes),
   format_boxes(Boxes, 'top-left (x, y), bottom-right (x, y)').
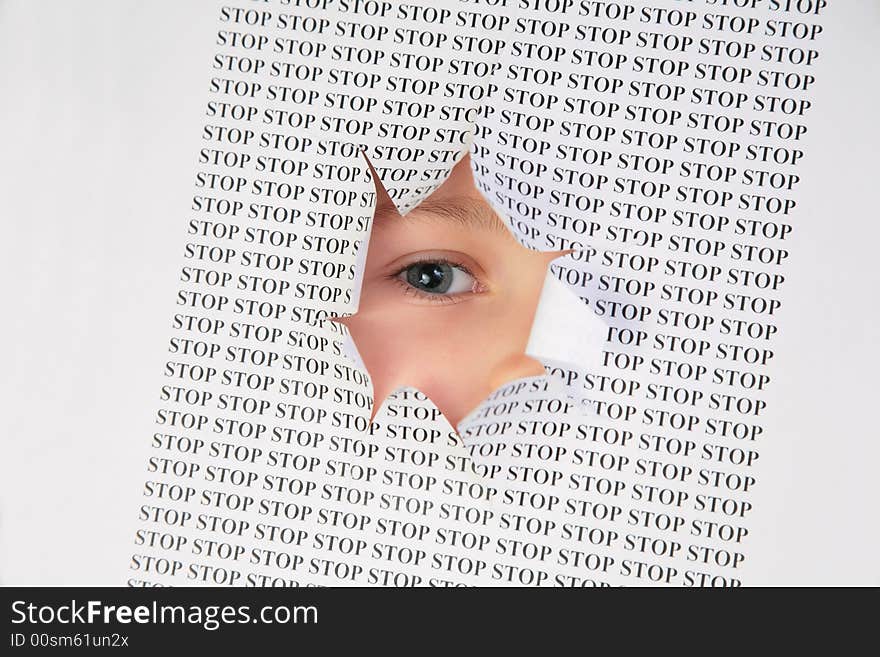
top-left (390, 254), bottom-right (487, 304)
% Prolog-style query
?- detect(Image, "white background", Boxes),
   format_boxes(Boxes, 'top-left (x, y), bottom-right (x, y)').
top-left (0, 0), bottom-right (877, 585)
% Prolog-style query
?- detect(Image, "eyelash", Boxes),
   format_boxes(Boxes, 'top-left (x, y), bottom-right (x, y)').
top-left (388, 257), bottom-right (483, 305)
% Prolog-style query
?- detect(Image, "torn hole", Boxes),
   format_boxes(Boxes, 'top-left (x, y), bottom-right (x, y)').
top-left (332, 151), bottom-right (576, 430)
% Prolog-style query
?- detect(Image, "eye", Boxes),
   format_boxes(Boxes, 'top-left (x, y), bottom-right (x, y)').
top-left (398, 261), bottom-right (476, 295)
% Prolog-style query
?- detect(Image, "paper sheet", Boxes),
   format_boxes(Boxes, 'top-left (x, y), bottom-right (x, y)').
top-left (1, 0), bottom-right (854, 586)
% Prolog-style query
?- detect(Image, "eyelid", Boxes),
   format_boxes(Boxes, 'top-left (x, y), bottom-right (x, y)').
top-left (386, 252), bottom-right (490, 303)
top-left (383, 250), bottom-right (488, 281)
top-left (391, 278), bottom-right (472, 305)
top-left (390, 256), bottom-right (474, 280)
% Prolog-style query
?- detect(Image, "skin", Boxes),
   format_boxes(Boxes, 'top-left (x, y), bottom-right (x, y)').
top-left (337, 154), bottom-right (564, 429)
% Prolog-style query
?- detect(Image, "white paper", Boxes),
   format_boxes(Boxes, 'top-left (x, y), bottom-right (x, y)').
top-left (1, 0), bottom-right (878, 586)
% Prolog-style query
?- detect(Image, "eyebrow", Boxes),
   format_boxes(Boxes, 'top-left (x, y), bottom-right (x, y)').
top-left (375, 196), bottom-right (511, 236)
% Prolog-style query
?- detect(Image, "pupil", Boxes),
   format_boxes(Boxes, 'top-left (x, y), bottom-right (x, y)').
top-left (407, 262), bottom-right (452, 293)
